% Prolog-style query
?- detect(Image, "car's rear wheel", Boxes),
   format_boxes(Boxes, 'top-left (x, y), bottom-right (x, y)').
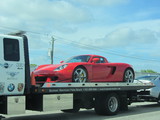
top-left (72, 67), bottom-right (88, 82)
top-left (123, 68), bottom-right (134, 83)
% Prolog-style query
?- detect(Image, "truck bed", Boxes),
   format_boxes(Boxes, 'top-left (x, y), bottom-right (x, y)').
top-left (31, 82), bottom-right (154, 94)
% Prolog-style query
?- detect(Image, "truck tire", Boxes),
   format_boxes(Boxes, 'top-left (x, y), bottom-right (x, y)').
top-left (94, 93), bottom-right (120, 115)
top-left (157, 94), bottom-right (160, 104)
top-left (120, 96), bottom-right (128, 111)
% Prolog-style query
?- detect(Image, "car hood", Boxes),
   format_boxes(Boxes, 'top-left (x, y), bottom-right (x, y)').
top-left (36, 63), bottom-right (67, 71)
top-left (134, 79), bottom-right (153, 84)
top-left (33, 62), bottom-right (88, 75)
top-left (33, 63), bottom-right (67, 75)
top-left (134, 79), bottom-right (155, 92)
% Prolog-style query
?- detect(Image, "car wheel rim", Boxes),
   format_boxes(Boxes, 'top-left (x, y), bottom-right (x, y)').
top-left (124, 69), bottom-right (134, 83)
top-left (73, 68), bottom-right (87, 82)
top-left (108, 97), bottom-right (118, 112)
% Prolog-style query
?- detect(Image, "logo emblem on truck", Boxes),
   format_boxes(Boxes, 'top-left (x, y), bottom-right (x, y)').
top-left (4, 63), bottom-right (9, 68)
top-left (0, 63), bottom-right (12, 69)
top-left (18, 83), bottom-right (24, 92)
top-left (16, 63), bottom-right (24, 69)
top-left (8, 83), bottom-right (15, 92)
top-left (7, 72), bottom-right (19, 77)
top-left (15, 98), bottom-right (19, 103)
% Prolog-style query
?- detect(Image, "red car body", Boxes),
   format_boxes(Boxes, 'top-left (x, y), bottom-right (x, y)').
top-left (31, 55), bottom-right (134, 86)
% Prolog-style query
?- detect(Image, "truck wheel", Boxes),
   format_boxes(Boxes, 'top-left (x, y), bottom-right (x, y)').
top-left (157, 94), bottom-right (160, 104)
top-left (123, 68), bottom-right (134, 83)
top-left (94, 93), bottom-right (120, 115)
top-left (72, 67), bottom-right (88, 82)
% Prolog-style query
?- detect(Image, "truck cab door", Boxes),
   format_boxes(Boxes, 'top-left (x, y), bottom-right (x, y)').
top-left (0, 35), bottom-right (25, 95)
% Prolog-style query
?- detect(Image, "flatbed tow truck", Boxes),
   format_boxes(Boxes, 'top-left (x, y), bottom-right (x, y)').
top-left (0, 32), bottom-right (154, 119)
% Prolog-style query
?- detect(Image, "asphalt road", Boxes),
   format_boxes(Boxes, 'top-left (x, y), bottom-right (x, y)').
top-left (3, 102), bottom-right (160, 120)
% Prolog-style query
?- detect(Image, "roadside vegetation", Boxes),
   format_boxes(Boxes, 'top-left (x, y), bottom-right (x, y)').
top-left (30, 64), bottom-right (37, 67)
top-left (140, 69), bottom-right (158, 73)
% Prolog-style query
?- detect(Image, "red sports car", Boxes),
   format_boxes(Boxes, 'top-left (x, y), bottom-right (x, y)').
top-left (31, 55), bottom-right (135, 86)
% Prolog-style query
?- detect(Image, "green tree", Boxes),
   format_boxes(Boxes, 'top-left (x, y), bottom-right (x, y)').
top-left (30, 64), bottom-right (37, 67)
top-left (141, 69), bottom-right (157, 73)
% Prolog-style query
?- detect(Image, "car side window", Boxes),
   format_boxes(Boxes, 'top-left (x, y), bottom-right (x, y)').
top-left (99, 57), bottom-right (106, 63)
top-left (92, 57), bottom-right (106, 63)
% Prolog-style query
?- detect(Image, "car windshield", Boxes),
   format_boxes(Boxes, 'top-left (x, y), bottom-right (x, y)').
top-left (65, 55), bottom-right (91, 63)
top-left (136, 76), bottom-right (158, 81)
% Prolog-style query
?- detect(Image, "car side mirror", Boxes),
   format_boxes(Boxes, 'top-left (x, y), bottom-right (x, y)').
top-left (92, 58), bottom-right (100, 63)
top-left (60, 61), bottom-right (64, 63)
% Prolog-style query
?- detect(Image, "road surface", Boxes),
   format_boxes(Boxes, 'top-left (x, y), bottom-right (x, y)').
top-left (3, 102), bottom-right (160, 120)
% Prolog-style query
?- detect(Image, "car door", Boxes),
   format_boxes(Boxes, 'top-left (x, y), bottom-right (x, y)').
top-left (91, 57), bottom-right (111, 82)
top-left (0, 35), bottom-right (25, 95)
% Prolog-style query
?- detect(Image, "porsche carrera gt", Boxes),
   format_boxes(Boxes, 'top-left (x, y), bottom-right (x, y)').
top-left (31, 55), bottom-right (135, 86)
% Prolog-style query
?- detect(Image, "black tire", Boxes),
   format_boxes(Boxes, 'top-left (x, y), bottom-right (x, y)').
top-left (119, 94), bottom-right (128, 111)
top-left (123, 68), bottom-right (134, 83)
top-left (157, 94), bottom-right (160, 104)
top-left (94, 93), bottom-right (120, 115)
top-left (72, 67), bottom-right (88, 82)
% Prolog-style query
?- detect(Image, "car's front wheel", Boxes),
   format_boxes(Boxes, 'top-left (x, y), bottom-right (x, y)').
top-left (123, 68), bottom-right (134, 83)
top-left (72, 67), bottom-right (88, 82)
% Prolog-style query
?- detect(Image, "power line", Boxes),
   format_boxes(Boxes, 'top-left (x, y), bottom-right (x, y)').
top-left (54, 36), bottom-right (160, 63)
top-left (1, 25), bottom-right (159, 62)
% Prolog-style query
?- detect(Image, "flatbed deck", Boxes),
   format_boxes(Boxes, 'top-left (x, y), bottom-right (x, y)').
top-left (32, 82), bottom-right (154, 94)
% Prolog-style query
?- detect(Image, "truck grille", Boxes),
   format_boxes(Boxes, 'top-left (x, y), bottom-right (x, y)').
top-left (35, 76), bottom-right (47, 82)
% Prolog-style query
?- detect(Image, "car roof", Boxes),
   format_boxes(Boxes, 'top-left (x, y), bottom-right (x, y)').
top-left (77, 54), bottom-right (105, 58)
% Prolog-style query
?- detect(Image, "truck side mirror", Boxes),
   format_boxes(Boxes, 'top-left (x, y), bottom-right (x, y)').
top-left (92, 58), bottom-right (100, 63)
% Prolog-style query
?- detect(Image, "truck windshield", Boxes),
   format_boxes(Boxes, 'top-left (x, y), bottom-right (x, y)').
top-left (65, 55), bottom-right (91, 63)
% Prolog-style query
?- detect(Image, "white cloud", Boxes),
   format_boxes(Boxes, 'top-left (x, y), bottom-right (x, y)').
top-left (79, 27), bottom-right (159, 48)
top-left (0, 0), bottom-right (93, 51)
top-left (0, 0), bottom-right (160, 72)
top-left (0, 0), bottom-right (92, 33)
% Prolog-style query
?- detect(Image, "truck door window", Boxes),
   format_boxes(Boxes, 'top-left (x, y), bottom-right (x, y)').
top-left (3, 38), bottom-right (20, 61)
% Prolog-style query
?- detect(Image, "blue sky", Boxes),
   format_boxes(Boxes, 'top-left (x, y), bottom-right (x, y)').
top-left (0, 0), bottom-right (160, 72)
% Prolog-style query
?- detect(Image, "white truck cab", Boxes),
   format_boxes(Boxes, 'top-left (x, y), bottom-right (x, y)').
top-left (0, 34), bottom-right (28, 95)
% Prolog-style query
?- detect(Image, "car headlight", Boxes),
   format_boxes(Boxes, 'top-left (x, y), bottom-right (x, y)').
top-left (54, 64), bottom-right (68, 71)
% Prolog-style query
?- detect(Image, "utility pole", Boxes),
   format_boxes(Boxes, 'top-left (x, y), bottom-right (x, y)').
top-left (50, 36), bottom-right (55, 64)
